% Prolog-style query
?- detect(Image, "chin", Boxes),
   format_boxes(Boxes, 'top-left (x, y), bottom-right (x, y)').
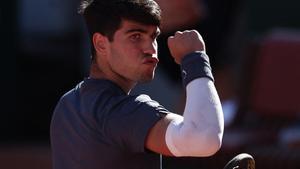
top-left (138, 74), bottom-right (155, 83)
top-left (138, 77), bottom-right (154, 83)
top-left (138, 69), bottom-right (156, 83)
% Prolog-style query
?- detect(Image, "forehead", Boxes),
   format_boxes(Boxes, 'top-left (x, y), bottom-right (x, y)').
top-left (117, 19), bottom-right (160, 34)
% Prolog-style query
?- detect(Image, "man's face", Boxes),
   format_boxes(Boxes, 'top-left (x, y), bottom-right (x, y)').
top-left (106, 19), bottom-right (160, 83)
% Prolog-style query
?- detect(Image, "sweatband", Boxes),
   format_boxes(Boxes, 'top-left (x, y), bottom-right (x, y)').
top-left (180, 51), bottom-right (214, 87)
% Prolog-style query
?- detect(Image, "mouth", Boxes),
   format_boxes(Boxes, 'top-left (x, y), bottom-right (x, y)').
top-left (143, 58), bottom-right (159, 65)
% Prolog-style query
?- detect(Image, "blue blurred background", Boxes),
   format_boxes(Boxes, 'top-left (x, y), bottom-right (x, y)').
top-left (1, 0), bottom-right (300, 168)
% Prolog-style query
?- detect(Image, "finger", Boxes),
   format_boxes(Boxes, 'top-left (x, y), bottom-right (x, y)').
top-left (175, 31), bottom-right (183, 36)
top-left (183, 30), bottom-right (191, 33)
top-left (168, 35), bottom-right (174, 41)
top-left (167, 36), bottom-right (174, 46)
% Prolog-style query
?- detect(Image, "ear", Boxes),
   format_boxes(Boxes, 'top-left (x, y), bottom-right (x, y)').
top-left (92, 33), bottom-right (109, 56)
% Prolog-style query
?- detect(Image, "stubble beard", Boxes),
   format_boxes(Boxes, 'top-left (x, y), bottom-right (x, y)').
top-left (138, 66), bottom-right (156, 83)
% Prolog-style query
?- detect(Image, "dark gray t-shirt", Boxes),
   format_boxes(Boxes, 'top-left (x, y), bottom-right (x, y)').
top-left (50, 78), bottom-right (169, 169)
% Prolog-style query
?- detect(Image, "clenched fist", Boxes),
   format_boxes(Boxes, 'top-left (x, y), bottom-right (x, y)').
top-left (167, 30), bottom-right (206, 64)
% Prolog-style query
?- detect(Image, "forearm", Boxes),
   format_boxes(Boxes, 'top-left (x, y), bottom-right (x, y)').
top-left (184, 78), bottom-right (224, 155)
top-left (166, 52), bottom-right (224, 157)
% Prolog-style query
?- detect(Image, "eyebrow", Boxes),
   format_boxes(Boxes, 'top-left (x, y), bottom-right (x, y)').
top-left (125, 28), bottom-right (147, 34)
top-left (125, 28), bottom-right (161, 37)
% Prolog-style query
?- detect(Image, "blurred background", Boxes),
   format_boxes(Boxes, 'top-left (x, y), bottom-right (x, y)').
top-left (1, 0), bottom-right (300, 168)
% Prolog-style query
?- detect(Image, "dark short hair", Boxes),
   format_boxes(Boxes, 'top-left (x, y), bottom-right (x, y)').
top-left (78, 0), bottom-right (161, 59)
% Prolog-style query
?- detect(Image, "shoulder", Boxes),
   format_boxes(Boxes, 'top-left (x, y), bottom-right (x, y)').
top-left (56, 82), bottom-right (81, 105)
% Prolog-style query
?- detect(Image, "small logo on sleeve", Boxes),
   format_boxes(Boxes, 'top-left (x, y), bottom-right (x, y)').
top-left (182, 70), bottom-right (187, 79)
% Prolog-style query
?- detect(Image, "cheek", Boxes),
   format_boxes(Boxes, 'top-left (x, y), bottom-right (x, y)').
top-left (111, 46), bottom-right (137, 65)
top-left (110, 46), bottom-right (140, 75)
top-left (110, 41), bottom-right (144, 67)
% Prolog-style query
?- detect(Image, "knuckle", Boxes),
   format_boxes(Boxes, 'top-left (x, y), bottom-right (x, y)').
top-left (190, 30), bottom-right (200, 36)
top-left (191, 29), bottom-right (198, 33)
top-left (175, 31), bottom-right (182, 36)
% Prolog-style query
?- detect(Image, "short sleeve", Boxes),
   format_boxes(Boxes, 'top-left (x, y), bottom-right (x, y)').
top-left (102, 94), bottom-right (169, 153)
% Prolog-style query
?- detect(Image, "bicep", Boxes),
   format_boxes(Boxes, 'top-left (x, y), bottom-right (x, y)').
top-left (145, 113), bottom-right (182, 156)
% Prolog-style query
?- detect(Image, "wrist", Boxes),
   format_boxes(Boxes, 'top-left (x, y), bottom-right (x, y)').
top-left (180, 51), bottom-right (214, 87)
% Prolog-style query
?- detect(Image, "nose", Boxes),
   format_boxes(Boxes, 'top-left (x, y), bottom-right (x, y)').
top-left (143, 41), bottom-right (157, 56)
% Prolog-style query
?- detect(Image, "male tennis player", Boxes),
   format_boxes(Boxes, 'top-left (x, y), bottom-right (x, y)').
top-left (50, 0), bottom-right (255, 169)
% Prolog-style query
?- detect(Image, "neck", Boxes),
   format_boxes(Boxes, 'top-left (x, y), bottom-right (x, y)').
top-left (89, 62), bottom-right (136, 94)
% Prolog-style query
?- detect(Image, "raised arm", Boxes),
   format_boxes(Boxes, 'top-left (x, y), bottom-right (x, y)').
top-left (145, 30), bottom-right (224, 157)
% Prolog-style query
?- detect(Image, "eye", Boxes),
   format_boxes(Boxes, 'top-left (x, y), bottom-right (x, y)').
top-left (130, 34), bottom-right (141, 42)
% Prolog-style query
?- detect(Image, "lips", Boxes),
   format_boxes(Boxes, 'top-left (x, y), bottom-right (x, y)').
top-left (143, 58), bottom-right (159, 65)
